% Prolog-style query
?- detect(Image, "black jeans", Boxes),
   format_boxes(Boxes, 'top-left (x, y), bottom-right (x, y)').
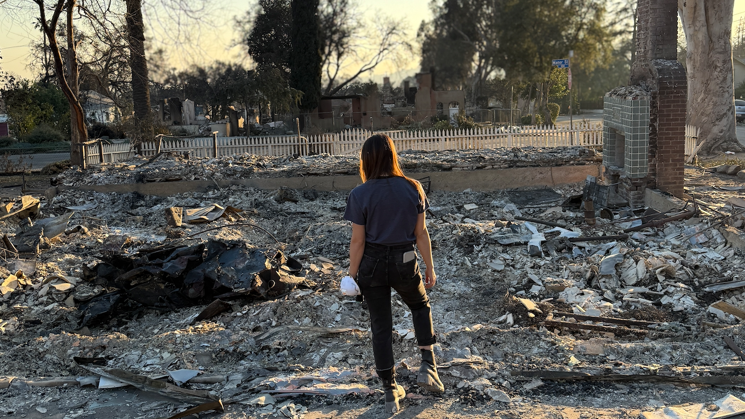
top-left (357, 241), bottom-right (437, 372)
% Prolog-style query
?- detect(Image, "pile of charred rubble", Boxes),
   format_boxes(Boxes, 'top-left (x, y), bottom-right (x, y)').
top-left (1, 150), bottom-right (745, 418)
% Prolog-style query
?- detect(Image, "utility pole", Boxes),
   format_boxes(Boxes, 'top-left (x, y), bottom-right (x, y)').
top-left (569, 50), bottom-right (574, 130)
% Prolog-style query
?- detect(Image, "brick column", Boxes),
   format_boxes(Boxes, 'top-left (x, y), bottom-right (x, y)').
top-left (653, 62), bottom-right (687, 197)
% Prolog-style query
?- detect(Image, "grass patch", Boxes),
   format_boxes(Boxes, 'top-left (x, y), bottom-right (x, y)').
top-left (697, 157), bottom-right (745, 168)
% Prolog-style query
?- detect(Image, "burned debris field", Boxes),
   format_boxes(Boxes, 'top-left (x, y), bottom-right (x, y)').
top-left (1, 150), bottom-right (745, 418)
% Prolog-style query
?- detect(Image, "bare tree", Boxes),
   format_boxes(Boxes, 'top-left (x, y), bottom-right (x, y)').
top-left (321, 10), bottom-right (411, 96)
top-left (34, 0), bottom-right (86, 165)
top-left (679, 0), bottom-right (744, 156)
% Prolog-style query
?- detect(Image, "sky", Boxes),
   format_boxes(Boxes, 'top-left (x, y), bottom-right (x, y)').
top-left (2, 0), bottom-right (745, 84)
top-left (0, 0), bottom-right (432, 84)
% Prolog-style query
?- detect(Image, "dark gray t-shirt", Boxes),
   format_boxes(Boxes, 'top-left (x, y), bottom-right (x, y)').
top-left (344, 177), bottom-right (429, 245)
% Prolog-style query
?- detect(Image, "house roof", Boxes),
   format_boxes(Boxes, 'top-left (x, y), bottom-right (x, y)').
top-left (82, 90), bottom-right (116, 107)
top-left (0, 114), bottom-right (7, 123)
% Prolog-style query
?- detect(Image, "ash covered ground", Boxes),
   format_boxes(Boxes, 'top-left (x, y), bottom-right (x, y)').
top-left (1, 151), bottom-right (745, 418)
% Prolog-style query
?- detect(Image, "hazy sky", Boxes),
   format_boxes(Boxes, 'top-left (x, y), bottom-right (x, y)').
top-left (2, 0), bottom-right (745, 84)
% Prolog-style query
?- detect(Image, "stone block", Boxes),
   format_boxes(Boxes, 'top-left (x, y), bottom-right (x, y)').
top-left (716, 164), bottom-right (730, 174)
top-left (726, 165), bottom-right (742, 176)
top-left (719, 226), bottom-right (745, 252)
top-left (738, 171), bottom-right (745, 181)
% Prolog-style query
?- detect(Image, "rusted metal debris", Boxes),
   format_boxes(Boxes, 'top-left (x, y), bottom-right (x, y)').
top-left (623, 206), bottom-right (698, 232)
top-left (551, 312), bottom-right (659, 328)
top-left (542, 319), bottom-right (649, 335)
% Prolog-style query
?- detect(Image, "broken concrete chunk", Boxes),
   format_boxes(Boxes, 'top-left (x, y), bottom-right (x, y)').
top-left (727, 165), bottom-right (742, 176)
top-left (165, 207), bottom-right (183, 227)
top-left (486, 387), bottom-right (511, 402)
top-left (523, 378), bottom-right (543, 390)
top-left (463, 204), bottom-right (478, 211)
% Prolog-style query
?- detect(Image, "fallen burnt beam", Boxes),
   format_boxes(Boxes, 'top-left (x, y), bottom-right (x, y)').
top-left (724, 336), bottom-right (745, 362)
top-left (567, 234), bottom-right (629, 243)
top-left (551, 312), bottom-right (659, 328)
top-left (512, 370), bottom-right (745, 386)
top-left (79, 365), bottom-right (217, 405)
top-left (542, 319), bottom-right (649, 335)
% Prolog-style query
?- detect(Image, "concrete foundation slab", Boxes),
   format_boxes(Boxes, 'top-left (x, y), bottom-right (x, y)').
top-left (62, 164), bottom-right (601, 196)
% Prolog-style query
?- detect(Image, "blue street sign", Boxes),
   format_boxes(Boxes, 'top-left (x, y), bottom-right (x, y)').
top-left (552, 59), bottom-right (569, 68)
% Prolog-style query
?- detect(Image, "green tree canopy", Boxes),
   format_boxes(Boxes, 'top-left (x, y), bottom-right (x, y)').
top-left (0, 77), bottom-right (70, 139)
top-left (290, 0), bottom-right (322, 112)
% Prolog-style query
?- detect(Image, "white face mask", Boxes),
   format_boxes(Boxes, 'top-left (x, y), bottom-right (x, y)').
top-left (340, 276), bottom-right (361, 296)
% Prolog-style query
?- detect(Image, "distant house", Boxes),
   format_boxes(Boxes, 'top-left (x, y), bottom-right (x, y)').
top-left (82, 91), bottom-right (118, 124)
top-left (414, 72), bottom-right (465, 123)
top-left (0, 114), bottom-right (8, 137)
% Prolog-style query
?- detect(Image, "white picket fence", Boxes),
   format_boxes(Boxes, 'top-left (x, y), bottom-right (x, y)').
top-left (85, 123), bottom-right (604, 165)
top-left (684, 124), bottom-right (700, 156)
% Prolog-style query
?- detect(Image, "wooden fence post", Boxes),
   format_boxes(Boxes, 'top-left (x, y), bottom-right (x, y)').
top-left (98, 140), bottom-right (105, 164)
top-left (80, 142), bottom-right (87, 170)
top-left (212, 132), bottom-right (218, 157)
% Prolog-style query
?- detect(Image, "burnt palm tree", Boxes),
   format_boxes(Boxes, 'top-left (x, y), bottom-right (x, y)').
top-left (125, 0), bottom-right (152, 145)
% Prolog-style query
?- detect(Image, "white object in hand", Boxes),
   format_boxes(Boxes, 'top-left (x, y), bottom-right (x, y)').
top-left (340, 276), bottom-right (361, 296)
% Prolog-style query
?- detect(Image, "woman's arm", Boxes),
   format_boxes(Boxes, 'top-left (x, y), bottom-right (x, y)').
top-left (414, 212), bottom-right (436, 289)
top-left (348, 223), bottom-right (366, 278)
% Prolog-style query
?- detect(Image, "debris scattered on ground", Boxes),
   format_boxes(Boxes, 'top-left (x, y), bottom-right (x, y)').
top-left (0, 151), bottom-right (745, 418)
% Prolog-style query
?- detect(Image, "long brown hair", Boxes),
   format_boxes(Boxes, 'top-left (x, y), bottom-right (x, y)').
top-left (359, 134), bottom-right (426, 203)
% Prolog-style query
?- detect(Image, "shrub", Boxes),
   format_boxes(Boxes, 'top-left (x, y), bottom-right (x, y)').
top-left (430, 114), bottom-right (448, 124)
top-left (547, 103), bottom-right (560, 124)
top-left (520, 114), bottom-right (544, 125)
top-left (0, 136), bottom-right (15, 148)
top-left (456, 110), bottom-right (477, 130)
top-left (432, 120), bottom-right (451, 131)
top-left (24, 124), bottom-right (66, 143)
top-left (41, 160), bottom-right (71, 175)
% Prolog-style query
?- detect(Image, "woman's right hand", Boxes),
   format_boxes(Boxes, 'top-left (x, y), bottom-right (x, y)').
top-left (424, 266), bottom-right (437, 289)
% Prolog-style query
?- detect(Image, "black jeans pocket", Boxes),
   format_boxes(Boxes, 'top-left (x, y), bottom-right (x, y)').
top-left (394, 259), bottom-right (421, 284)
top-left (358, 254), bottom-right (383, 291)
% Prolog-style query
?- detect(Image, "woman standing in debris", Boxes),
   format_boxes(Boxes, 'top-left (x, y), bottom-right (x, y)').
top-left (344, 134), bottom-right (443, 414)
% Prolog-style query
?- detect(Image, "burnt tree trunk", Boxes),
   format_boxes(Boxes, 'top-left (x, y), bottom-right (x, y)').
top-left (36, 0), bottom-right (86, 167)
top-left (67, 0), bottom-right (82, 161)
top-left (679, 0), bottom-right (744, 155)
top-left (126, 0), bottom-right (153, 147)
